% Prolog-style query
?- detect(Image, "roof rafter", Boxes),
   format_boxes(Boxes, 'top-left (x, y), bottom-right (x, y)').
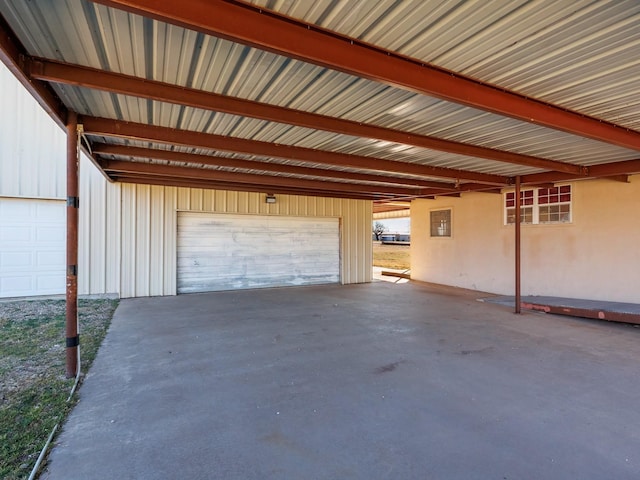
top-left (100, 159), bottom-right (426, 196)
top-left (29, 58), bottom-right (584, 175)
top-left (374, 182), bottom-right (506, 204)
top-left (111, 169), bottom-right (480, 203)
top-left (91, 0), bottom-right (640, 152)
top-left (111, 174), bottom-right (380, 200)
top-left (521, 159), bottom-right (640, 185)
top-left (93, 143), bottom-right (461, 190)
top-left (81, 116), bottom-right (509, 185)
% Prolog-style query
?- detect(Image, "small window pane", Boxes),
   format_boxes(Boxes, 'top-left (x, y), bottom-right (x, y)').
top-left (507, 207), bottom-right (533, 224)
top-left (430, 209), bottom-right (452, 237)
top-left (539, 208), bottom-right (549, 222)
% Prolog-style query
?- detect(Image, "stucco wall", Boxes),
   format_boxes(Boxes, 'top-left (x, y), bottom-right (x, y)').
top-left (411, 176), bottom-right (640, 303)
top-left (79, 163), bottom-right (373, 298)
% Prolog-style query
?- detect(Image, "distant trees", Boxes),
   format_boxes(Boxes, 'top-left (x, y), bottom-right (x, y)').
top-left (372, 221), bottom-right (387, 241)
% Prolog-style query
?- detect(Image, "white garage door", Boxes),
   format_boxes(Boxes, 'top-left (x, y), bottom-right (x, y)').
top-left (177, 213), bottom-right (340, 293)
top-left (0, 198), bottom-right (65, 298)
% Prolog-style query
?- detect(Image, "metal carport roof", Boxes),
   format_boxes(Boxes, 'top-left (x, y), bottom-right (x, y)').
top-left (1, 0), bottom-right (639, 211)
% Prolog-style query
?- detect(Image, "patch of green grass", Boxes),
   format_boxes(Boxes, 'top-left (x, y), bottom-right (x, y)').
top-left (0, 379), bottom-right (72, 479)
top-left (0, 298), bottom-right (118, 479)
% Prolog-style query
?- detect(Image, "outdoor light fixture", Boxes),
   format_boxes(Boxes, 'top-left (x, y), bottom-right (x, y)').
top-left (265, 194), bottom-right (276, 204)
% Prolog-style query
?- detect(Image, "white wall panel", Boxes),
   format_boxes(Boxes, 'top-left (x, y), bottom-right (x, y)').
top-left (0, 63), bottom-right (66, 199)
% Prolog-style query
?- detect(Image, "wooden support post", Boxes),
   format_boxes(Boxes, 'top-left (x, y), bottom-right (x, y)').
top-left (65, 111), bottom-right (79, 378)
top-left (515, 176), bottom-right (521, 314)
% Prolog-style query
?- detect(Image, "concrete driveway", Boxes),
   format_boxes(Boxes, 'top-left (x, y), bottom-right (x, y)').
top-left (43, 282), bottom-right (640, 479)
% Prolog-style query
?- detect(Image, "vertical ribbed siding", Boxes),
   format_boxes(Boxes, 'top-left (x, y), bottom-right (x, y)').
top-left (79, 174), bottom-right (372, 297)
top-left (0, 63), bottom-right (66, 199)
top-left (134, 184), bottom-right (151, 297)
top-left (149, 185), bottom-right (165, 296)
top-left (78, 155), bottom-right (121, 295)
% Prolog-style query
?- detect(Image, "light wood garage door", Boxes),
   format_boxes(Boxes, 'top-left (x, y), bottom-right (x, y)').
top-left (177, 213), bottom-right (340, 293)
top-left (0, 198), bottom-right (65, 298)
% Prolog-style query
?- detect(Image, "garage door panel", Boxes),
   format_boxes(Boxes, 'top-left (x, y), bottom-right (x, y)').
top-left (36, 274), bottom-right (65, 290)
top-left (36, 226), bottom-right (65, 242)
top-left (180, 272), bottom-right (338, 292)
top-left (1, 251), bottom-right (32, 268)
top-left (36, 202), bottom-right (65, 220)
top-left (37, 250), bottom-right (65, 267)
top-left (1, 226), bottom-right (32, 242)
top-left (0, 198), bottom-right (65, 297)
top-left (177, 213), bottom-right (340, 293)
top-left (1, 276), bottom-right (32, 294)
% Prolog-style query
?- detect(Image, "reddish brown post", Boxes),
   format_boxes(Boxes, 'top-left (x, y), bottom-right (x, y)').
top-left (514, 176), bottom-right (521, 314)
top-left (66, 111), bottom-right (79, 377)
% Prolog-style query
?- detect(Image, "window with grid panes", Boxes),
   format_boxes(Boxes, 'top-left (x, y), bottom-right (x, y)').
top-left (505, 190), bottom-right (534, 224)
top-left (505, 185), bottom-right (571, 225)
top-left (538, 185), bottom-right (571, 223)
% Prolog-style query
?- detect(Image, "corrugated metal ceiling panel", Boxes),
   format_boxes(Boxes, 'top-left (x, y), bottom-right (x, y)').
top-left (1, 0), bottom-right (638, 192)
top-left (250, 0), bottom-right (640, 130)
top-left (55, 82), bottom-right (639, 176)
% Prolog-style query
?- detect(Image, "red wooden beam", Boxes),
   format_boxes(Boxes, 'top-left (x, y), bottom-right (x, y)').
top-left (92, 143), bottom-right (459, 190)
top-left (514, 176), bottom-right (522, 315)
top-left (604, 175), bottom-right (630, 183)
top-left (520, 302), bottom-right (640, 326)
top-left (91, 0), bottom-right (640, 152)
top-left (100, 159), bottom-right (424, 196)
top-left (65, 111), bottom-right (79, 377)
top-left (372, 205), bottom-right (411, 214)
top-left (111, 173), bottom-right (380, 200)
top-left (82, 116), bottom-right (509, 185)
top-left (30, 58), bottom-right (584, 175)
top-left (373, 182), bottom-right (507, 203)
top-left (590, 160), bottom-right (640, 177)
top-left (521, 159), bottom-right (640, 185)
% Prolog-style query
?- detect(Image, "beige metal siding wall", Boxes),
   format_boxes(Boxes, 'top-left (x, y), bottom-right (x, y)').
top-left (78, 156), bottom-right (121, 295)
top-left (79, 175), bottom-right (372, 298)
top-left (0, 63), bottom-right (66, 199)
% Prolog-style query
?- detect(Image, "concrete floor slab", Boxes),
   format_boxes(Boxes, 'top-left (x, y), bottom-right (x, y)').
top-left (42, 282), bottom-right (640, 479)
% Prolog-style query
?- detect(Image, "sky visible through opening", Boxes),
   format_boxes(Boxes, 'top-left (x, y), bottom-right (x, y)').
top-left (373, 217), bottom-right (410, 234)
